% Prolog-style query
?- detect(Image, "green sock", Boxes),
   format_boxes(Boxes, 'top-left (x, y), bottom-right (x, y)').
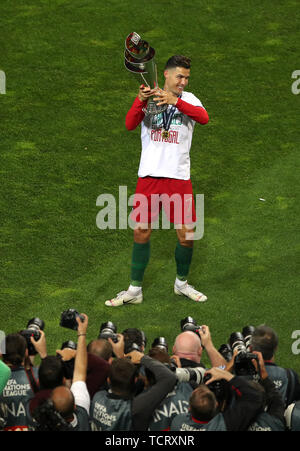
top-left (131, 241), bottom-right (150, 286)
top-left (175, 241), bottom-right (193, 280)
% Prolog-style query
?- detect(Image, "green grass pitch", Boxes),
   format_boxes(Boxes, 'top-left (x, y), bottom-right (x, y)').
top-left (0, 0), bottom-right (299, 372)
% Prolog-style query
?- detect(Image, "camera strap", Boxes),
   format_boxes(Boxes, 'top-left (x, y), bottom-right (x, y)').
top-left (25, 367), bottom-right (39, 394)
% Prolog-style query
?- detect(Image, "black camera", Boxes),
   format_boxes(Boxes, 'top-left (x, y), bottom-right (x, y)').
top-left (203, 373), bottom-right (232, 407)
top-left (126, 343), bottom-right (143, 353)
top-left (218, 343), bottom-right (233, 362)
top-left (151, 337), bottom-right (169, 353)
top-left (61, 340), bottom-right (77, 351)
top-left (59, 341), bottom-right (77, 380)
top-left (20, 318), bottom-right (45, 356)
top-left (229, 328), bottom-right (258, 377)
top-left (180, 316), bottom-right (203, 342)
top-left (60, 309), bottom-right (85, 331)
top-left (98, 321), bottom-right (118, 343)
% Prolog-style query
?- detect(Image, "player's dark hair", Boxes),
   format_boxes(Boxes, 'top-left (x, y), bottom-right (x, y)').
top-left (165, 55), bottom-right (191, 70)
top-left (250, 325), bottom-right (278, 361)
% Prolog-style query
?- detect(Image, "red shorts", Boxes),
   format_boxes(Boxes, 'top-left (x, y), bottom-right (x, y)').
top-left (131, 177), bottom-right (196, 225)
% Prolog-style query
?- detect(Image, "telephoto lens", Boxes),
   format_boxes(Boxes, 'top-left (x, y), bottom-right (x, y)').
top-left (27, 318), bottom-right (45, 332)
top-left (175, 367), bottom-right (206, 385)
top-left (20, 317), bottom-right (45, 356)
top-left (180, 317), bottom-right (202, 343)
top-left (61, 340), bottom-right (77, 351)
top-left (180, 316), bottom-right (199, 332)
top-left (229, 332), bottom-right (247, 355)
top-left (151, 337), bottom-right (168, 353)
top-left (242, 326), bottom-right (256, 351)
top-left (229, 331), bottom-right (258, 377)
top-left (98, 321), bottom-right (118, 343)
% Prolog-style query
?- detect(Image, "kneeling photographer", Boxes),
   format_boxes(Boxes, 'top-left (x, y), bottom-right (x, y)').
top-left (0, 325), bottom-right (46, 431)
top-left (220, 329), bottom-right (286, 431)
top-left (90, 335), bottom-right (177, 431)
top-left (247, 352), bottom-right (286, 431)
top-left (250, 325), bottom-right (300, 407)
top-left (30, 313), bottom-right (91, 431)
top-left (170, 366), bottom-right (264, 431)
top-left (172, 318), bottom-right (227, 369)
top-left (146, 348), bottom-right (205, 431)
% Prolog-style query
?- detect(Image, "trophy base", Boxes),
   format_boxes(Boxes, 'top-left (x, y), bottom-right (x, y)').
top-left (143, 100), bottom-right (168, 116)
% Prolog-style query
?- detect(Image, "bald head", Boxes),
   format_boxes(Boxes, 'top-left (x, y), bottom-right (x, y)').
top-left (172, 331), bottom-right (202, 363)
top-left (87, 339), bottom-right (113, 361)
top-left (51, 386), bottom-right (75, 421)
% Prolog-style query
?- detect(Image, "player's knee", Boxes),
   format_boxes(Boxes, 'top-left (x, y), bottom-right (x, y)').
top-left (178, 237), bottom-right (194, 248)
top-left (177, 226), bottom-right (194, 247)
top-left (134, 225), bottom-right (151, 243)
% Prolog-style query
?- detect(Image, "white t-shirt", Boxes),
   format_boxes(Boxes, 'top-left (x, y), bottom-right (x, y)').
top-left (70, 380), bottom-right (90, 414)
top-left (138, 91), bottom-right (204, 180)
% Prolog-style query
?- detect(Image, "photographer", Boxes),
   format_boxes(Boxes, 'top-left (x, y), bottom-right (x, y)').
top-left (122, 328), bottom-right (146, 354)
top-left (250, 325), bottom-right (300, 406)
top-left (172, 326), bottom-right (226, 369)
top-left (90, 337), bottom-right (177, 431)
top-left (170, 367), bottom-right (263, 431)
top-left (87, 339), bottom-right (113, 363)
top-left (0, 333), bottom-right (43, 430)
top-left (147, 348), bottom-right (197, 431)
top-left (50, 314), bottom-right (90, 430)
top-left (58, 342), bottom-right (110, 399)
top-left (30, 314), bottom-right (91, 431)
top-left (247, 352), bottom-right (286, 431)
top-left (29, 355), bottom-right (65, 415)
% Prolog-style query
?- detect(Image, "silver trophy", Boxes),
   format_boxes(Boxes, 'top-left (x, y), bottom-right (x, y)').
top-left (124, 32), bottom-right (167, 115)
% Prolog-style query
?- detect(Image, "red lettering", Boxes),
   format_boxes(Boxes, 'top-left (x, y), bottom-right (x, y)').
top-left (150, 129), bottom-right (179, 144)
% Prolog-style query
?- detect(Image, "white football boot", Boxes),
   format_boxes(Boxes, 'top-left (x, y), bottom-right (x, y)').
top-left (174, 280), bottom-right (207, 302)
top-left (105, 289), bottom-right (143, 307)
